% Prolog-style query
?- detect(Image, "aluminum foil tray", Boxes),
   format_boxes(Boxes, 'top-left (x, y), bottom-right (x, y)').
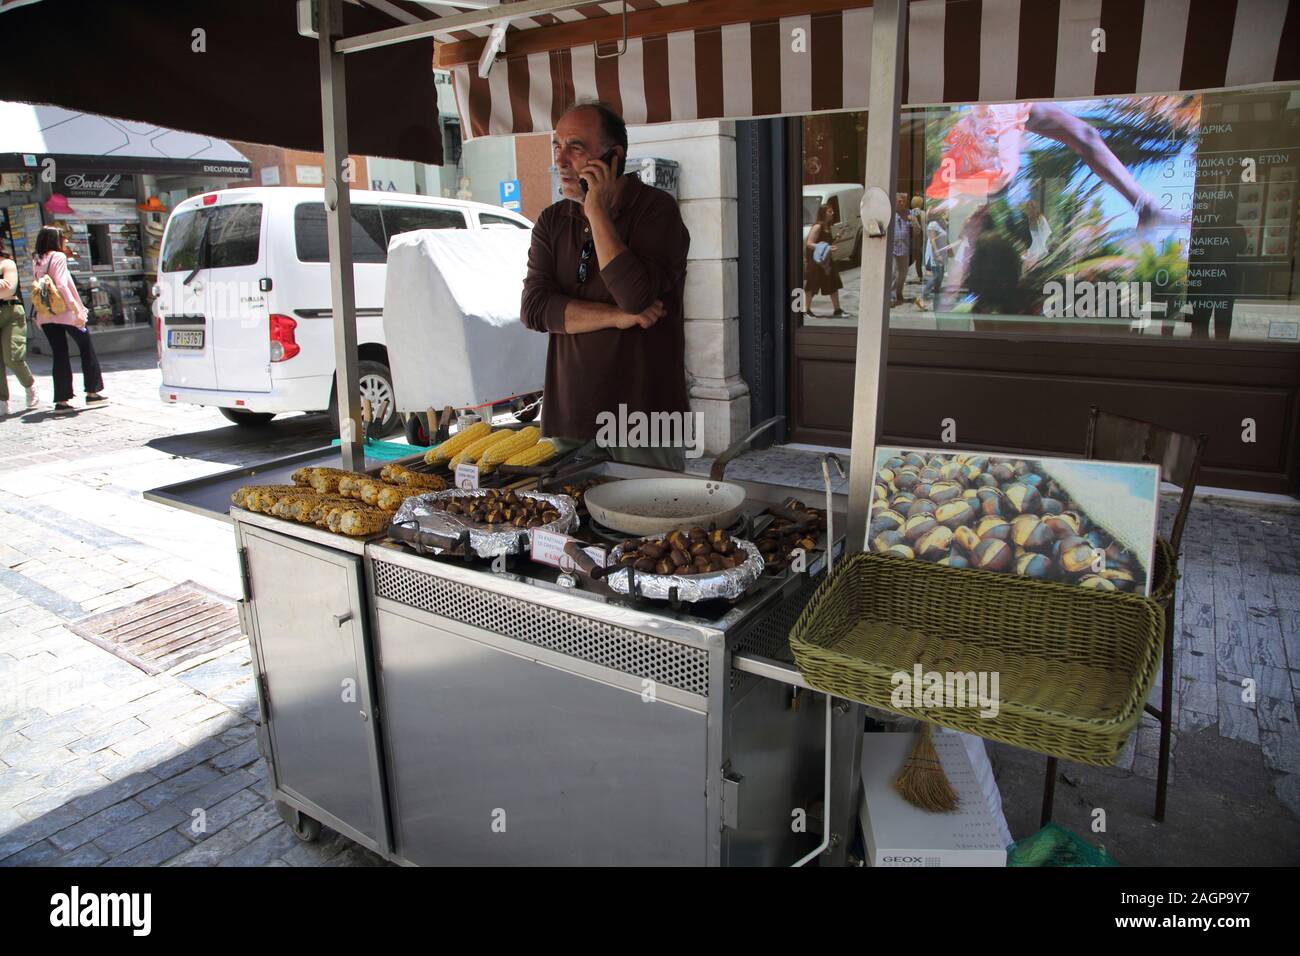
top-left (605, 538), bottom-right (765, 602)
top-left (389, 489), bottom-right (577, 559)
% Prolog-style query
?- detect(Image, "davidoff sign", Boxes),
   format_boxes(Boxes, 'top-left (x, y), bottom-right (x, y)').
top-left (61, 172), bottom-right (136, 199)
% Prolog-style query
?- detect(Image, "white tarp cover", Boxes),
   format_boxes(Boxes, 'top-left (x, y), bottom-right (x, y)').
top-left (383, 228), bottom-right (546, 412)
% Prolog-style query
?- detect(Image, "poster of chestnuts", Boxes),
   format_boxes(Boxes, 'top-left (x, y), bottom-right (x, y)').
top-left (868, 448), bottom-right (1160, 596)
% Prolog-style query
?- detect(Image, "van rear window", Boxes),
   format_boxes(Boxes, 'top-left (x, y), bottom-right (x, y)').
top-left (295, 204), bottom-right (387, 264)
top-left (161, 204), bottom-right (262, 272)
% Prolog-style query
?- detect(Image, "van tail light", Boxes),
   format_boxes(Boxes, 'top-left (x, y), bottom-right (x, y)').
top-left (269, 314), bottom-right (300, 362)
top-left (155, 315), bottom-right (162, 361)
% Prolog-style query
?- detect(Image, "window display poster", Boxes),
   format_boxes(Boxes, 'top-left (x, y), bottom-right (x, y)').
top-left (867, 448), bottom-right (1160, 597)
top-left (921, 95), bottom-right (1201, 319)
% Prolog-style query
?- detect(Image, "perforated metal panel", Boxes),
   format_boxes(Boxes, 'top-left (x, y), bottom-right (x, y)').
top-left (372, 560), bottom-right (710, 696)
top-left (729, 576), bottom-right (821, 695)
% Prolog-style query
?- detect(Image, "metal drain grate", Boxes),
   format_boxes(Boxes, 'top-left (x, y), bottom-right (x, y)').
top-left (70, 583), bottom-right (243, 675)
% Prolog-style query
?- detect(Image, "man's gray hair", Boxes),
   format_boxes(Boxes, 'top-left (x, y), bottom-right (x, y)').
top-left (561, 99), bottom-right (628, 155)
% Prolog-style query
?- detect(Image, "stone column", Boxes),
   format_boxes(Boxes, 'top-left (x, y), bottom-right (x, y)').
top-left (627, 121), bottom-right (750, 457)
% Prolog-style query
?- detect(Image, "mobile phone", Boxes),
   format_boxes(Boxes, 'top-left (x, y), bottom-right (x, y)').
top-left (580, 147), bottom-right (621, 195)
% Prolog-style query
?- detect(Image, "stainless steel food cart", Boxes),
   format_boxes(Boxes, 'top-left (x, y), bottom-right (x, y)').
top-left (150, 452), bottom-right (861, 865)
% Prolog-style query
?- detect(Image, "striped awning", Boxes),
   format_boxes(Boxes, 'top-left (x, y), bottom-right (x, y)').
top-left (430, 0), bottom-right (1300, 139)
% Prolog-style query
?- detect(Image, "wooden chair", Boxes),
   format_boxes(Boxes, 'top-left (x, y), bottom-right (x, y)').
top-left (1040, 405), bottom-right (1209, 825)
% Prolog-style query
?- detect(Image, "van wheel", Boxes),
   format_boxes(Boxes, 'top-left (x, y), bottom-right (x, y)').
top-left (327, 360), bottom-right (399, 437)
top-left (219, 408), bottom-right (276, 427)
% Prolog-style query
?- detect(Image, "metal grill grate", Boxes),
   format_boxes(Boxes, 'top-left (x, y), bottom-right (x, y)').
top-left (373, 560), bottom-right (710, 696)
top-left (729, 576), bottom-right (821, 695)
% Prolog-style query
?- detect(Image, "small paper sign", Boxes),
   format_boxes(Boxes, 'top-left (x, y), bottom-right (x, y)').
top-left (530, 528), bottom-right (606, 572)
top-left (455, 462), bottom-right (480, 489)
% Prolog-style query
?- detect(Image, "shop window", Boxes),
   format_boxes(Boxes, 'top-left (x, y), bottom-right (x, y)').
top-left (295, 203), bottom-right (387, 264)
top-left (795, 85), bottom-right (1300, 345)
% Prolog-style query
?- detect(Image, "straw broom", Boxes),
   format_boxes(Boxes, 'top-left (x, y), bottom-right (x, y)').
top-left (894, 723), bottom-right (960, 812)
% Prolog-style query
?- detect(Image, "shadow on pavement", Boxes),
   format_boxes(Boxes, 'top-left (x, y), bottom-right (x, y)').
top-left (146, 413), bottom-right (338, 467)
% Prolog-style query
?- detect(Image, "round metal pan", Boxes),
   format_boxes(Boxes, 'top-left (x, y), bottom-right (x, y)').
top-left (583, 477), bottom-right (746, 536)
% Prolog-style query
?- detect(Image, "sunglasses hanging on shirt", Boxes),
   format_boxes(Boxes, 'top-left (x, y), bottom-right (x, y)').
top-left (577, 238), bottom-right (595, 285)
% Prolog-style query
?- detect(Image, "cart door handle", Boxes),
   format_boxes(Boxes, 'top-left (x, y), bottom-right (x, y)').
top-left (333, 611), bottom-right (353, 628)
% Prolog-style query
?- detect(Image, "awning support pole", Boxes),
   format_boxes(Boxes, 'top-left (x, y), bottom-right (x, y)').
top-left (824, 0), bottom-right (907, 870)
top-left (846, 0), bottom-right (907, 552)
top-left (320, 0), bottom-right (364, 472)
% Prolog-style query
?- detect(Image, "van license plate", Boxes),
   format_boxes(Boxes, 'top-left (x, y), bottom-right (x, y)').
top-left (168, 329), bottom-right (204, 350)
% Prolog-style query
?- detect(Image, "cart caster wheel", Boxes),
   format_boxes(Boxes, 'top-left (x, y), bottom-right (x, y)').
top-left (293, 815), bottom-right (322, 843)
top-left (276, 801), bottom-right (322, 842)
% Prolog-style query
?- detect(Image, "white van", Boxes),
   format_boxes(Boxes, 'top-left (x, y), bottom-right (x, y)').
top-left (156, 187), bottom-right (531, 435)
top-left (802, 183), bottom-right (864, 265)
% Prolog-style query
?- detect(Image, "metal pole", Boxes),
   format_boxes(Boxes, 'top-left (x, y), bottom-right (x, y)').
top-left (845, 0), bottom-right (907, 553)
top-left (319, 0), bottom-right (363, 472)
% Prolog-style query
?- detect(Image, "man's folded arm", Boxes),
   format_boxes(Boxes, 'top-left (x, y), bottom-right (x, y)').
top-left (599, 196), bottom-right (689, 315)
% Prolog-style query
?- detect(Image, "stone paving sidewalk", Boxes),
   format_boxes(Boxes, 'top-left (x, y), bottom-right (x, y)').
top-left (1, 350), bottom-right (386, 866)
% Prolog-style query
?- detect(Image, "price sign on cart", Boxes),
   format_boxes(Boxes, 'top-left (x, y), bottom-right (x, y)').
top-left (455, 462), bottom-right (480, 489)
top-left (530, 528), bottom-right (605, 572)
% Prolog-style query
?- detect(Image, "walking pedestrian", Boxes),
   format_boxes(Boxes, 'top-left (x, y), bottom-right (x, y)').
top-left (31, 226), bottom-right (106, 414)
top-left (891, 193), bottom-right (911, 306)
top-left (804, 203), bottom-right (845, 318)
top-left (915, 210), bottom-right (949, 312)
top-left (1, 240), bottom-right (39, 416)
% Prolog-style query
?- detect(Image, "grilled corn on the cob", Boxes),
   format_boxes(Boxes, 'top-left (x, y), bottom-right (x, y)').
top-left (479, 427), bottom-right (540, 468)
top-left (375, 485), bottom-right (409, 511)
top-left (424, 420), bottom-right (491, 464)
top-left (307, 467), bottom-right (354, 494)
top-left (338, 507), bottom-right (390, 536)
top-left (358, 479), bottom-right (401, 507)
top-left (503, 439), bottom-right (557, 468)
top-left (232, 484), bottom-right (299, 510)
top-left (381, 463), bottom-right (447, 489)
top-left (449, 429), bottom-right (512, 467)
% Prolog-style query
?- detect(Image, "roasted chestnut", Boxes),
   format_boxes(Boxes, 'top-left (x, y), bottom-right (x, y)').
top-left (938, 554), bottom-right (971, 569)
top-left (916, 526), bottom-right (954, 560)
top-left (670, 548), bottom-right (690, 568)
top-left (906, 498), bottom-right (938, 519)
top-left (1078, 574), bottom-right (1117, 591)
top-left (1015, 553), bottom-right (1054, 580)
top-left (882, 543), bottom-right (916, 560)
top-left (929, 481), bottom-right (963, 505)
top-left (973, 538), bottom-right (1013, 572)
top-left (953, 526), bottom-right (981, 555)
top-left (873, 530), bottom-right (905, 553)
top-left (1060, 541), bottom-right (1101, 577)
top-left (935, 499), bottom-right (976, 529)
top-left (1004, 482), bottom-right (1042, 515)
top-left (903, 513), bottom-right (938, 542)
top-left (976, 516), bottom-right (1012, 542)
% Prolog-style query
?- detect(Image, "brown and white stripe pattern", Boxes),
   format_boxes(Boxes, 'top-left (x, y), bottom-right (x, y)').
top-left (450, 0), bottom-right (1300, 139)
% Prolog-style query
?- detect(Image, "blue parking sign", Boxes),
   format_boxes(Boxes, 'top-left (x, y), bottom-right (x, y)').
top-left (499, 179), bottom-right (521, 211)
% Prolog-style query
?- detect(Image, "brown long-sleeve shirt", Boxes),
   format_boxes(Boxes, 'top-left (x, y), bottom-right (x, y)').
top-left (521, 175), bottom-right (690, 441)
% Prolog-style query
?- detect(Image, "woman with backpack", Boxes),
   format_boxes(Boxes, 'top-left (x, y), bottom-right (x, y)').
top-left (31, 226), bottom-right (106, 413)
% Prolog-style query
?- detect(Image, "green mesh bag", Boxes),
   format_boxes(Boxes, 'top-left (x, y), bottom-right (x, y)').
top-left (1007, 823), bottom-right (1119, 867)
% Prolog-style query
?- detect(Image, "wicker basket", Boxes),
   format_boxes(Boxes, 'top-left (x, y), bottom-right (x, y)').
top-left (788, 553), bottom-right (1165, 765)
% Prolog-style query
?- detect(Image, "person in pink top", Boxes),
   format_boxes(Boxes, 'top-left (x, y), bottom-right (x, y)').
top-left (32, 226), bottom-right (106, 413)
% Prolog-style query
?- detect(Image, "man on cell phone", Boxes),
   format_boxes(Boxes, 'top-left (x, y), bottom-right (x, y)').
top-left (521, 100), bottom-right (691, 470)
